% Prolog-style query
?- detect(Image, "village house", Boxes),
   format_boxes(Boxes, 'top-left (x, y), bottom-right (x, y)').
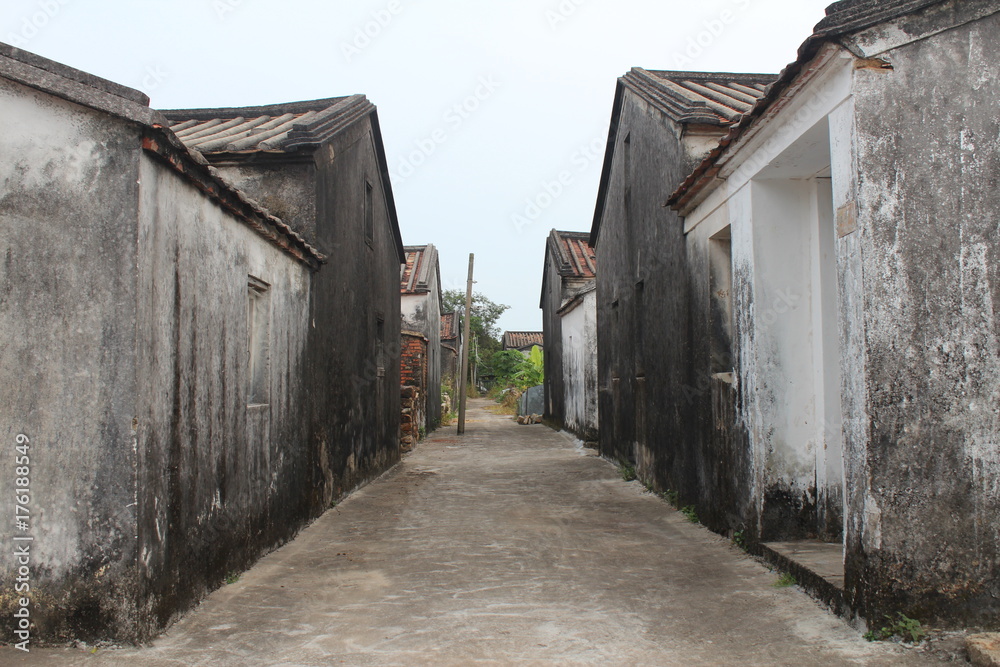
top-left (439, 311), bottom-right (462, 390)
top-left (540, 230), bottom-right (598, 441)
top-left (502, 331), bottom-right (544, 356)
top-left (589, 66), bottom-right (773, 528)
top-left (0, 43), bottom-right (405, 643)
top-left (594, 0), bottom-right (1000, 628)
top-left (400, 244), bottom-right (443, 447)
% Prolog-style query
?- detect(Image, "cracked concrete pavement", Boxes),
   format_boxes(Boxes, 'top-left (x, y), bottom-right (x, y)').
top-left (3, 399), bottom-right (936, 665)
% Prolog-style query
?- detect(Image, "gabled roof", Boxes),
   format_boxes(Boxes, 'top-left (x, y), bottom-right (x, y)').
top-left (503, 332), bottom-right (544, 351)
top-left (622, 69), bottom-right (775, 126)
top-left (590, 69), bottom-right (775, 246)
top-left (440, 312), bottom-right (459, 342)
top-left (162, 96), bottom-right (371, 154)
top-left (0, 42), bottom-right (325, 270)
top-left (541, 229), bottom-right (597, 308)
top-left (668, 0), bottom-right (955, 212)
top-left (549, 230), bottom-right (597, 279)
top-left (161, 96), bottom-right (405, 263)
top-left (400, 244), bottom-right (441, 299)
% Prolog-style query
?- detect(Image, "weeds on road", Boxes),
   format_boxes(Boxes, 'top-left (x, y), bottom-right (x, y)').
top-left (773, 572), bottom-right (796, 588)
top-left (617, 461), bottom-right (637, 482)
top-left (680, 505), bottom-right (699, 523)
top-left (225, 572), bottom-right (241, 585)
top-left (863, 613), bottom-right (927, 643)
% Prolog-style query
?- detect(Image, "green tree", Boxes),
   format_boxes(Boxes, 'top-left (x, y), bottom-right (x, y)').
top-left (490, 346), bottom-right (544, 392)
top-left (442, 290), bottom-right (510, 390)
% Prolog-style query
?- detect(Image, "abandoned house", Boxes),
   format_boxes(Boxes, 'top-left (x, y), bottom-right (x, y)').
top-left (593, 0), bottom-right (1000, 628)
top-left (0, 43), bottom-right (405, 643)
top-left (540, 230), bottom-right (598, 441)
top-left (502, 331), bottom-right (544, 356)
top-left (440, 311), bottom-right (462, 389)
top-left (400, 244), bottom-right (443, 447)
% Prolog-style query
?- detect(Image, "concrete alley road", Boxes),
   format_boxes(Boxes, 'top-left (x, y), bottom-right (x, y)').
top-left (8, 399), bottom-right (932, 666)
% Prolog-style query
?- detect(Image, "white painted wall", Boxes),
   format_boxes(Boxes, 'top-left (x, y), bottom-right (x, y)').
top-left (683, 47), bottom-right (856, 538)
top-left (561, 288), bottom-right (599, 438)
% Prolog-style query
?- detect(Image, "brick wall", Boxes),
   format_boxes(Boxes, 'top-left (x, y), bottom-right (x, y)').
top-left (400, 332), bottom-right (428, 450)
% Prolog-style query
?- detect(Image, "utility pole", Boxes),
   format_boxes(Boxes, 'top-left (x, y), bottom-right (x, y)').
top-left (457, 253), bottom-right (474, 435)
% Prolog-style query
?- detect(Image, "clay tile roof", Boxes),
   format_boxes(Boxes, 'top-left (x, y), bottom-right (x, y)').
top-left (400, 244), bottom-right (439, 295)
top-left (623, 69), bottom-right (776, 126)
top-left (161, 95), bottom-right (375, 154)
top-left (440, 312), bottom-right (459, 341)
top-left (503, 331), bottom-right (544, 351)
top-left (550, 230), bottom-right (597, 279)
top-left (668, 0), bottom-right (951, 212)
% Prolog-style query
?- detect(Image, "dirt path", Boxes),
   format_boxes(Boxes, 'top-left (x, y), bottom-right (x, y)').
top-left (3, 399), bottom-right (933, 665)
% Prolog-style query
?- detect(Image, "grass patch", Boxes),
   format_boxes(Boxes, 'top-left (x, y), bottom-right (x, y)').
top-left (617, 461), bottom-right (637, 482)
top-left (225, 572), bottom-right (241, 585)
top-left (773, 572), bottom-right (796, 588)
top-left (863, 613), bottom-right (927, 643)
top-left (680, 505), bottom-right (699, 523)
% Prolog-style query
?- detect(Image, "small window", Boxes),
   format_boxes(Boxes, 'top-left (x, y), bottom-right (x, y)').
top-left (364, 180), bottom-right (374, 245)
top-left (247, 276), bottom-right (271, 405)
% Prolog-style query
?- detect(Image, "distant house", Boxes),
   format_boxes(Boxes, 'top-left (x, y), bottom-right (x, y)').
top-left (540, 230), bottom-right (598, 441)
top-left (400, 244), bottom-right (442, 447)
top-left (440, 311), bottom-right (462, 387)
top-left (593, 0), bottom-right (1000, 629)
top-left (502, 331), bottom-right (544, 356)
top-left (0, 43), bottom-right (404, 643)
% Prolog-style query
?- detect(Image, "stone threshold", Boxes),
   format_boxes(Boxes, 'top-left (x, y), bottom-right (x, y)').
top-left (759, 539), bottom-right (851, 618)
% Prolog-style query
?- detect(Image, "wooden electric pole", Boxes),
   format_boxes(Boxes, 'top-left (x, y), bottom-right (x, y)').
top-left (457, 253), bottom-right (474, 435)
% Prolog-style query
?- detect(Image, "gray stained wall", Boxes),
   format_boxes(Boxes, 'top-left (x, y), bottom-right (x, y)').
top-left (540, 243), bottom-right (566, 426)
top-left (0, 45), bottom-right (403, 643)
top-left (215, 116), bottom-right (405, 507)
top-left (135, 154), bottom-right (314, 636)
top-left (0, 72), bottom-right (147, 641)
top-left (842, 6), bottom-right (1000, 625)
top-left (591, 85), bottom-right (735, 516)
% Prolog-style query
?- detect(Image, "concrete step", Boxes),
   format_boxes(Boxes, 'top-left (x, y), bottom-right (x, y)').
top-left (759, 539), bottom-right (850, 618)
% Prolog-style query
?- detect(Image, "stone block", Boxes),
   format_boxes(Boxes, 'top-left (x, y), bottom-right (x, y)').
top-left (968, 634), bottom-right (1000, 667)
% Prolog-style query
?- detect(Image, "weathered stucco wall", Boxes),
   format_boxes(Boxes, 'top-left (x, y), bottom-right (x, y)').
top-left (215, 118), bottom-right (403, 506)
top-left (560, 288), bottom-right (598, 441)
top-left (309, 118), bottom-right (402, 503)
top-left (135, 154), bottom-right (312, 635)
top-left (541, 252), bottom-right (565, 424)
top-left (593, 88), bottom-right (730, 524)
top-left (215, 161), bottom-right (317, 241)
top-left (401, 284), bottom-right (441, 428)
top-left (680, 49), bottom-right (855, 544)
top-left (845, 7), bottom-right (1000, 625)
top-left (0, 78), bottom-right (144, 641)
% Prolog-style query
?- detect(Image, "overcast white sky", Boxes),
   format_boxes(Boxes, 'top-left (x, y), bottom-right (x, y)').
top-left (4, 0), bottom-right (831, 333)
